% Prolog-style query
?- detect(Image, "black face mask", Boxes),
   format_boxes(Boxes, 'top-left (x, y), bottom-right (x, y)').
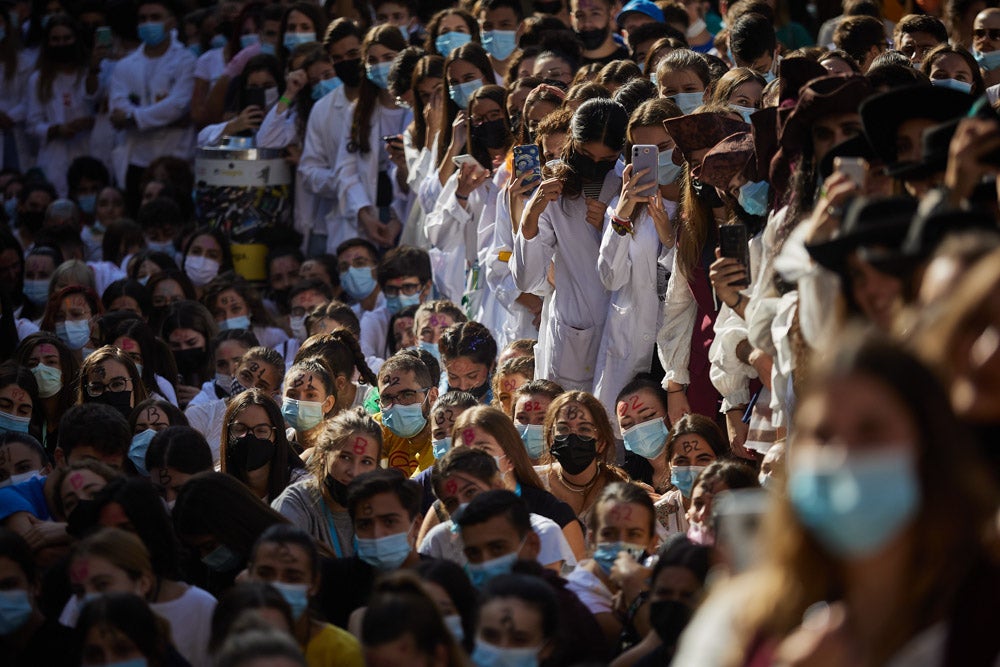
top-left (229, 434), bottom-right (275, 471)
top-left (649, 599), bottom-right (692, 645)
top-left (17, 210), bottom-right (45, 235)
top-left (550, 434), bottom-right (597, 475)
top-left (324, 473), bottom-right (349, 506)
top-left (576, 26), bottom-right (608, 51)
top-left (568, 151), bottom-right (616, 182)
top-left (94, 390), bottom-right (132, 419)
top-left (467, 379), bottom-right (491, 402)
top-left (470, 118), bottom-right (509, 150)
top-left (534, 0), bottom-right (562, 13)
top-left (691, 177), bottom-right (724, 208)
top-left (173, 347), bottom-right (207, 376)
top-left (50, 44), bottom-right (76, 63)
top-left (334, 57), bottom-right (362, 88)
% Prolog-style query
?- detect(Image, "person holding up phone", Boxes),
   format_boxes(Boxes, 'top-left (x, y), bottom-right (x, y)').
top-left (593, 99), bottom-right (682, 432)
top-left (511, 98), bottom-right (626, 392)
top-left (196, 54), bottom-right (284, 147)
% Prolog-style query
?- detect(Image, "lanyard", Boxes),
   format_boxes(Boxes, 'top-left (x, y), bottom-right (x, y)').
top-left (320, 501), bottom-right (344, 559)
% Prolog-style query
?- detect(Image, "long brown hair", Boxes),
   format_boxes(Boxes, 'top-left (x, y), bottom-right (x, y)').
top-left (435, 42), bottom-right (495, 167)
top-left (551, 98), bottom-right (628, 199)
top-left (36, 14), bottom-right (87, 104)
top-left (466, 84), bottom-right (513, 169)
top-left (348, 24), bottom-right (407, 154)
top-left (716, 332), bottom-right (999, 667)
top-left (221, 389), bottom-right (300, 501)
top-left (410, 55), bottom-right (444, 151)
top-left (77, 345), bottom-right (149, 406)
top-left (0, 10), bottom-right (21, 83)
top-left (452, 405), bottom-right (546, 491)
top-left (542, 391), bottom-right (617, 468)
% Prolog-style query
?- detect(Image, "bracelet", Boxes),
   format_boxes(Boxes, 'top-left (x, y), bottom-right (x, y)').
top-left (727, 293), bottom-right (744, 310)
top-left (667, 386), bottom-right (686, 394)
top-left (455, 192), bottom-right (469, 201)
top-left (278, 95), bottom-right (292, 106)
top-left (610, 213), bottom-right (633, 236)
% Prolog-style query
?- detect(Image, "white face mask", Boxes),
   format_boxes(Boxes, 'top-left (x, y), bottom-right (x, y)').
top-left (0, 470), bottom-right (42, 488)
top-left (184, 255), bottom-right (221, 287)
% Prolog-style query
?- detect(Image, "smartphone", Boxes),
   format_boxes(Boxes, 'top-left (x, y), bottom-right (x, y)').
top-left (452, 154), bottom-right (480, 169)
top-left (95, 26), bottom-right (112, 48)
top-left (631, 144), bottom-right (659, 194)
top-left (244, 87), bottom-right (266, 111)
top-left (834, 156), bottom-right (867, 188)
top-left (512, 144), bottom-right (541, 188)
top-left (713, 488), bottom-right (770, 574)
top-left (719, 222), bottom-right (751, 286)
top-left (382, 134), bottom-right (403, 143)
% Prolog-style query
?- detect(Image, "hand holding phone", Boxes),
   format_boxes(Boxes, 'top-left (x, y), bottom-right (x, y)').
top-left (718, 222), bottom-right (751, 287)
top-left (513, 144), bottom-right (541, 193)
top-left (630, 144), bottom-right (659, 195)
top-left (834, 156), bottom-right (867, 189)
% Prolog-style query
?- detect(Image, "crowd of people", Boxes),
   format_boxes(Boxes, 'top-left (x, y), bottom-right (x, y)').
top-left (1, 0), bottom-right (999, 665)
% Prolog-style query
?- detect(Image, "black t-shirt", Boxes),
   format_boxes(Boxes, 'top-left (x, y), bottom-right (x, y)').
top-left (2, 616), bottom-right (75, 667)
top-left (520, 483), bottom-right (577, 529)
top-left (581, 44), bottom-right (631, 68)
top-left (623, 451), bottom-right (654, 486)
top-left (317, 553), bottom-right (437, 629)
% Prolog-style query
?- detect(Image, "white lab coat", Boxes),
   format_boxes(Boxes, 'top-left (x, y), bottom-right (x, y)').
top-left (398, 136), bottom-right (434, 249)
top-left (0, 49), bottom-right (37, 171)
top-left (332, 100), bottom-right (412, 249)
top-left (108, 39), bottom-right (196, 182)
top-left (485, 176), bottom-right (546, 350)
top-left (257, 104), bottom-right (297, 149)
top-left (511, 171), bottom-right (619, 391)
top-left (593, 199), bottom-right (676, 432)
top-left (298, 86), bottom-right (353, 252)
top-left (26, 69), bottom-right (99, 196)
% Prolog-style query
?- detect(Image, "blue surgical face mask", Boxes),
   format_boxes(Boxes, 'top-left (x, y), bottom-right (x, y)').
top-left (670, 465), bottom-right (706, 498)
top-left (220, 315), bottom-right (252, 331)
top-left (23, 278), bottom-right (49, 305)
top-left (670, 91), bottom-right (704, 115)
top-left (465, 550), bottom-right (519, 588)
top-left (657, 149), bottom-right (682, 185)
top-left (649, 71), bottom-right (657, 87)
top-left (0, 410), bottom-right (29, 435)
top-left (282, 397), bottom-right (325, 431)
top-left (0, 589), bottom-right (34, 635)
top-left (418, 340), bottom-right (441, 361)
top-left (188, 43), bottom-right (203, 57)
top-left (738, 180), bottom-right (769, 217)
top-left (240, 33), bottom-right (260, 49)
top-left (129, 429), bottom-right (156, 475)
top-left (382, 401), bottom-right (427, 438)
top-left (0, 28), bottom-right (7, 43)
top-left (366, 61), bottom-right (392, 90)
top-left (789, 444), bottom-right (920, 558)
top-left (638, 61), bottom-right (645, 74)
top-left (443, 614), bottom-right (464, 643)
top-left (931, 77), bottom-right (972, 94)
top-left (356, 531), bottom-right (412, 570)
top-left (201, 544), bottom-right (243, 572)
top-left (55, 320), bottom-right (91, 350)
top-left (138, 21), bottom-right (167, 47)
top-left (311, 76), bottom-right (342, 100)
top-left (340, 266), bottom-right (377, 300)
top-left (283, 31), bottom-right (315, 50)
top-left (260, 42), bottom-right (276, 56)
top-left (516, 423), bottom-right (545, 459)
top-left (622, 417), bottom-right (669, 459)
top-left (432, 436), bottom-right (451, 459)
top-left (271, 581), bottom-right (310, 619)
top-left (730, 104), bottom-right (756, 124)
top-left (210, 34), bottom-right (227, 49)
top-left (31, 363), bottom-right (62, 399)
top-left (146, 239), bottom-right (173, 254)
top-left (471, 640), bottom-right (540, 667)
top-left (762, 68), bottom-right (776, 84)
top-left (482, 30), bottom-right (517, 60)
top-left (975, 49), bottom-right (1000, 71)
top-left (77, 193), bottom-right (97, 215)
top-left (449, 78), bottom-right (483, 109)
top-left (435, 30), bottom-right (472, 56)
top-left (386, 292), bottom-right (421, 315)
top-left (592, 542), bottom-right (646, 574)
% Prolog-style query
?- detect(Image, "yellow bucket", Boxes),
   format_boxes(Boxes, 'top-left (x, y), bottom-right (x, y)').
top-left (231, 243), bottom-right (268, 282)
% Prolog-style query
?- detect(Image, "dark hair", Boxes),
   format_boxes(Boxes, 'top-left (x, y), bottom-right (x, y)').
top-left (0, 528), bottom-right (35, 583)
top-left (377, 245), bottom-right (432, 285)
top-left (467, 84), bottom-right (512, 168)
top-left (40, 284), bottom-right (103, 333)
top-left (425, 8), bottom-right (480, 53)
top-left (596, 60), bottom-right (641, 89)
top-left (921, 43), bottom-right (984, 96)
top-left (324, 16), bottom-right (364, 48)
top-left (295, 329), bottom-right (378, 388)
top-left (159, 300), bottom-right (218, 384)
top-left (222, 389), bottom-right (300, 499)
top-left (436, 42), bottom-right (495, 164)
top-left (108, 317), bottom-right (175, 398)
top-left (627, 21), bottom-right (676, 54)
top-left (127, 250), bottom-right (179, 281)
top-left (513, 379), bottom-right (564, 402)
top-left (67, 157), bottom-right (110, 195)
top-left (232, 54), bottom-right (285, 113)
top-left (665, 414), bottom-right (730, 461)
top-left (202, 271), bottom-right (276, 329)
top-left (692, 460), bottom-right (759, 497)
top-left (613, 78), bottom-right (658, 116)
top-left (389, 46), bottom-right (425, 98)
top-left (438, 321), bottom-right (498, 369)
top-left (377, 352), bottom-right (434, 391)
top-left (173, 472), bottom-right (288, 557)
top-left (265, 246), bottom-right (304, 278)
top-left (14, 333), bottom-right (77, 451)
top-left (345, 468), bottom-right (422, 521)
top-left (399, 345), bottom-right (441, 385)
top-left (0, 361), bottom-right (43, 442)
top-left (894, 13), bottom-right (948, 45)
top-left (615, 373), bottom-right (669, 413)
top-left (588, 481), bottom-right (656, 536)
top-left (101, 220), bottom-right (144, 266)
top-left (280, 2), bottom-right (328, 60)
top-left (36, 14), bottom-right (88, 104)
top-left (834, 15), bottom-right (886, 66)
top-left (251, 524), bottom-right (319, 579)
top-left (310, 301), bottom-right (362, 339)
top-left (182, 226), bottom-right (234, 275)
top-left (288, 279), bottom-right (333, 308)
top-left (74, 593), bottom-right (173, 666)
top-left (128, 398), bottom-right (187, 434)
top-left (431, 446), bottom-right (499, 501)
top-left (454, 487), bottom-right (532, 535)
top-left (651, 534), bottom-right (711, 586)
top-left (58, 403), bottom-right (131, 461)
top-left (555, 98), bottom-right (628, 198)
top-left (349, 25), bottom-right (408, 154)
top-left (209, 582), bottom-right (294, 654)
top-left (145, 425), bottom-right (212, 474)
top-left (415, 559), bottom-right (478, 651)
top-left (480, 573), bottom-right (559, 640)
top-left (730, 13), bottom-right (777, 65)
top-left (336, 237), bottom-right (379, 262)
top-left (136, 197), bottom-right (182, 234)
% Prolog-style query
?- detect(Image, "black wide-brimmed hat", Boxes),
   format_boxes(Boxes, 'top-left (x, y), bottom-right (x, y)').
top-left (806, 195), bottom-right (917, 273)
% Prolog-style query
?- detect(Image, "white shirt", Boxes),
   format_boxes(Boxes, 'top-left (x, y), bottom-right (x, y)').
top-left (419, 512), bottom-right (577, 569)
top-left (193, 47), bottom-right (226, 86)
top-left (150, 585), bottom-right (217, 667)
top-left (359, 305), bottom-right (391, 359)
top-left (108, 39), bottom-right (197, 169)
top-left (0, 49), bottom-right (37, 171)
top-left (184, 397), bottom-right (226, 465)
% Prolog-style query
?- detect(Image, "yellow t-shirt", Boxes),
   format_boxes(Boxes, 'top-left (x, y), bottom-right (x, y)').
top-left (373, 413), bottom-right (434, 475)
top-left (305, 623), bottom-right (363, 667)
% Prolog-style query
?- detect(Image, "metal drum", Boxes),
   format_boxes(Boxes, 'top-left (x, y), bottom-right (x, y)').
top-left (194, 138), bottom-right (291, 281)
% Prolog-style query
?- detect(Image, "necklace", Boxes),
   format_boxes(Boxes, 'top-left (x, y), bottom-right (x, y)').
top-left (556, 463), bottom-right (601, 495)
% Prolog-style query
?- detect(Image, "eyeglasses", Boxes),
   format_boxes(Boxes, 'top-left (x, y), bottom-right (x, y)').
top-left (974, 28), bottom-right (1000, 40)
top-left (378, 388), bottom-right (429, 408)
top-left (382, 282), bottom-right (422, 298)
top-left (229, 423), bottom-right (276, 439)
top-left (86, 376), bottom-right (130, 397)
